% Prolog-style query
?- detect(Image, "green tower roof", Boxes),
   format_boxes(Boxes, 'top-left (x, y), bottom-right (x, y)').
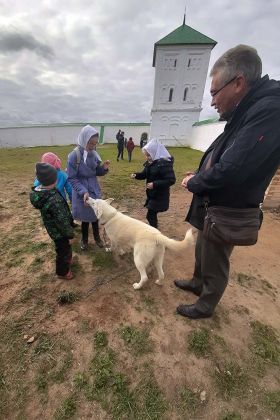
top-left (153, 23), bottom-right (217, 66)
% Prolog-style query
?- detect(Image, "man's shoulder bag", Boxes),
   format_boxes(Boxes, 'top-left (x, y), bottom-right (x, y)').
top-left (203, 205), bottom-right (262, 246)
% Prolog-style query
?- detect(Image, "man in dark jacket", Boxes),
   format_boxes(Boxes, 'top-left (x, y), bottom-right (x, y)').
top-left (116, 129), bottom-right (121, 141)
top-left (174, 44), bottom-right (280, 319)
top-left (117, 131), bottom-right (125, 161)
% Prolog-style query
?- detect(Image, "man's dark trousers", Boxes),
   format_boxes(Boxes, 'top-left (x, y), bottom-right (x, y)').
top-left (117, 147), bottom-right (124, 160)
top-left (190, 230), bottom-right (234, 314)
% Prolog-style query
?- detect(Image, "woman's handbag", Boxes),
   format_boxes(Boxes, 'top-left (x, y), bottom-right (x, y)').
top-left (203, 205), bottom-right (262, 246)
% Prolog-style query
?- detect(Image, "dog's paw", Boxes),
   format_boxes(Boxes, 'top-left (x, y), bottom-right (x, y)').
top-left (155, 279), bottom-right (163, 286)
top-left (133, 282), bottom-right (142, 290)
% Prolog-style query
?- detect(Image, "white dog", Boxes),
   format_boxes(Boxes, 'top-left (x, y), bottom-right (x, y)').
top-left (87, 198), bottom-right (194, 290)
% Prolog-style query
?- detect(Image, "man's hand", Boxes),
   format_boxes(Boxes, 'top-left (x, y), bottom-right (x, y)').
top-left (83, 192), bottom-right (89, 204)
top-left (103, 160), bottom-right (110, 170)
top-left (147, 182), bottom-right (153, 190)
top-left (182, 172), bottom-right (195, 188)
top-left (69, 238), bottom-right (74, 245)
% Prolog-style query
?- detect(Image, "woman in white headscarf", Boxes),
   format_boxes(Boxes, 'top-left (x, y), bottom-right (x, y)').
top-left (131, 138), bottom-right (176, 228)
top-left (67, 125), bottom-right (110, 250)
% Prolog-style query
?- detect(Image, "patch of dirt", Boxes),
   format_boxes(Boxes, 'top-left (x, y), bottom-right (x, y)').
top-left (1, 180), bottom-right (280, 419)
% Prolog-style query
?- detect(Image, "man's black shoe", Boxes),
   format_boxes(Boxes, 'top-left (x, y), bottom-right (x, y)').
top-left (174, 279), bottom-right (202, 296)
top-left (176, 304), bottom-right (212, 319)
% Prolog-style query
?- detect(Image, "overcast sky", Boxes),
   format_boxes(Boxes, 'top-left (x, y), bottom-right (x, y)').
top-left (0, 0), bottom-right (279, 126)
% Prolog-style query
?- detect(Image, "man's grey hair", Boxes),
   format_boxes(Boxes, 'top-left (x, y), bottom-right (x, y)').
top-left (210, 44), bottom-right (262, 85)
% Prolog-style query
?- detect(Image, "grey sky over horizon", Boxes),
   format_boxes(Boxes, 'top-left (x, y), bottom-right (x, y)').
top-left (0, 0), bottom-right (279, 126)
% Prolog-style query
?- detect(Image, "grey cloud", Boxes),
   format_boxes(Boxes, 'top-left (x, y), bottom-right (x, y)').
top-left (0, 73), bottom-right (150, 126)
top-left (0, 0), bottom-right (279, 126)
top-left (0, 29), bottom-right (54, 59)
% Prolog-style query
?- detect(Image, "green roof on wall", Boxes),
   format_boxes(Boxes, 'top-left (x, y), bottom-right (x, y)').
top-left (193, 118), bottom-right (220, 126)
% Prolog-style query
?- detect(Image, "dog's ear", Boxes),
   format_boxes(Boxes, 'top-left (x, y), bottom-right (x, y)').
top-left (105, 198), bottom-right (114, 205)
top-left (94, 203), bottom-right (103, 220)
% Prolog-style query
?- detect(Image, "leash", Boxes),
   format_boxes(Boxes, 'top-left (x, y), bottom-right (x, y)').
top-left (83, 266), bottom-right (135, 297)
top-left (83, 224), bottom-right (135, 296)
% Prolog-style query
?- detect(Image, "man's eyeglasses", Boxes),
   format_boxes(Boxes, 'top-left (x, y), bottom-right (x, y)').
top-left (211, 76), bottom-right (237, 97)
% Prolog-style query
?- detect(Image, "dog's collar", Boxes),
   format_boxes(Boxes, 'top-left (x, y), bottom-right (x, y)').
top-left (100, 210), bottom-right (118, 226)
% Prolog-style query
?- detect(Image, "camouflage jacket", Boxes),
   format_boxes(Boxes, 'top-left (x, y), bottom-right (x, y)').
top-left (30, 187), bottom-right (74, 241)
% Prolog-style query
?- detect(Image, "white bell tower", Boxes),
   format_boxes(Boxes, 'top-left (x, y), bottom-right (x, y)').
top-left (150, 18), bottom-right (216, 146)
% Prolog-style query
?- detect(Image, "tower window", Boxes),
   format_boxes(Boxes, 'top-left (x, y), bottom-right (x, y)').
top-left (183, 87), bottom-right (188, 101)
top-left (187, 58), bottom-right (191, 67)
top-left (168, 88), bottom-right (173, 102)
top-left (174, 59), bottom-right (177, 67)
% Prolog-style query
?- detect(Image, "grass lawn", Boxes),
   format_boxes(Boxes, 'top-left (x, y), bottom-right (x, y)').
top-left (0, 144), bottom-right (202, 198)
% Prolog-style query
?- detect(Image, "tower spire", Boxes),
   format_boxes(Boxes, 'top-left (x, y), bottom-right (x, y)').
top-left (183, 3), bottom-right (186, 25)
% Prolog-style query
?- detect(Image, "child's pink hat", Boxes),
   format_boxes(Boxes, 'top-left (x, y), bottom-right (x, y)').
top-left (41, 152), bottom-right (61, 169)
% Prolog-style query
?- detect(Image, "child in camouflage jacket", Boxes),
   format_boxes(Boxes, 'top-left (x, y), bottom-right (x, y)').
top-left (30, 163), bottom-right (75, 279)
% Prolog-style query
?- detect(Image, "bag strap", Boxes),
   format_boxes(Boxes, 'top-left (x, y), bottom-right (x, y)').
top-left (203, 152), bottom-right (213, 210)
top-left (204, 150), bottom-right (214, 171)
top-left (74, 146), bottom-right (81, 167)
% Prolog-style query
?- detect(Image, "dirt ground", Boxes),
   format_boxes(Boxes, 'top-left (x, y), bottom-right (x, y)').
top-left (0, 179), bottom-right (280, 419)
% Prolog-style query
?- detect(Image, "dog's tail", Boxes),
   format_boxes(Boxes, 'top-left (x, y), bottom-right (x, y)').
top-left (157, 228), bottom-right (196, 252)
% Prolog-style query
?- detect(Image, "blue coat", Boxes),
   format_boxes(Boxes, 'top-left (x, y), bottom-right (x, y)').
top-left (67, 146), bottom-right (108, 222)
top-left (34, 169), bottom-right (72, 201)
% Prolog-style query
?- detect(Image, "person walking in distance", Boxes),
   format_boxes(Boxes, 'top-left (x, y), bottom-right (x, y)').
top-left (127, 137), bottom-right (135, 162)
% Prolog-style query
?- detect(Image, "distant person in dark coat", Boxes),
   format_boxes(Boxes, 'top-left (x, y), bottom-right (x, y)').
top-left (140, 132), bottom-right (148, 148)
top-left (127, 137), bottom-right (135, 162)
top-left (117, 131), bottom-right (125, 161)
top-left (131, 138), bottom-right (176, 228)
top-left (116, 129), bottom-right (121, 141)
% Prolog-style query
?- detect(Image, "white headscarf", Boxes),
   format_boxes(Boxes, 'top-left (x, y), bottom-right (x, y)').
top-left (142, 138), bottom-right (171, 161)
top-left (77, 125), bottom-right (101, 162)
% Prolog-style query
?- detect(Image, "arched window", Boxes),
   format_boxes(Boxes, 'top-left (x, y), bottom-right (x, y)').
top-left (183, 87), bottom-right (188, 101)
top-left (187, 58), bottom-right (191, 67)
top-left (168, 88), bottom-right (173, 102)
top-left (174, 59), bottom-right (177, 68)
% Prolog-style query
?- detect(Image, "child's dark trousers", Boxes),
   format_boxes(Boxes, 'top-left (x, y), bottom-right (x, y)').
top-left (54, 238), bottom-right (72, 276)
top-left (146, 209), bottom-right (158, 229)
